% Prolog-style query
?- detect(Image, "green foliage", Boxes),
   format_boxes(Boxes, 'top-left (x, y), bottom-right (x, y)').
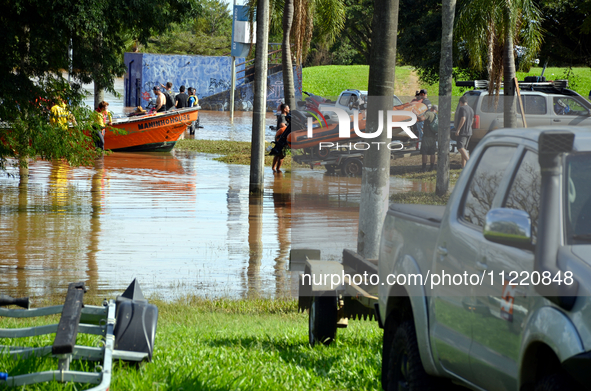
top-left (538, 0), bottom-right (591, 66)
top-left (397, 0), bottom-right (443, 84)
top-left (144, 0), bottom-right (233, 56)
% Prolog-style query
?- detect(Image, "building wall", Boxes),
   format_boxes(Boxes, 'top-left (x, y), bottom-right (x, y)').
top-left (199, 67), bottom-right (303, 112)
top-left (124, 53), bottom-right (246, 109)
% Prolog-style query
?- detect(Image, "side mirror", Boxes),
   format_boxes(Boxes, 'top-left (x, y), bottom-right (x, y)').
top-left (483, 208), bottom-right (533, 250)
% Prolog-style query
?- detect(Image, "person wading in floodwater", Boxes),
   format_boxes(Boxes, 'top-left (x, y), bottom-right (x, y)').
top-left (272, 104), bottom-right (290, 173)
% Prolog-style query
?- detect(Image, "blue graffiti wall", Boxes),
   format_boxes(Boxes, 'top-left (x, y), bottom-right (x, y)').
top-left (124, 53), bottom-right (245, 108)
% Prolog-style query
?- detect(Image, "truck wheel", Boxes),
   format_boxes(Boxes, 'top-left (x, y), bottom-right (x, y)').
top-left (535, 373), bottom-right (576, 391)
top-left (387, 320), bottom-right (447, 391)
top-left (309, 294), bottom-right (338, 346)
top-left (342, 158), bottom-right (363, 176)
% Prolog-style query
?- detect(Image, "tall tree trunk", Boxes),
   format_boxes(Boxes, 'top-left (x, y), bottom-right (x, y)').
top-left (94, 81), bottom-right (105, 109)
top-left (357, 0), bottom-right (399, 259)
top-left (503, 7), bottom-right (517, 128)
top-left (282, 0), bottom-right (296, 110)
top-left (249, 0), bottom-right (270, 195)
top-left (93, 33), bottom-right (105, 109)
top-left (436, 0), bottom-right (457, 196)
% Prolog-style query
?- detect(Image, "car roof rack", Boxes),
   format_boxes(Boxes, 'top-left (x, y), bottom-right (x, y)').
top-left (456, 79), bottom-right (569, 90)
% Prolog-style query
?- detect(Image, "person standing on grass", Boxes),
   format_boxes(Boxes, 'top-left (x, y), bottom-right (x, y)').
top-left (418, 104), bottom-right (438, 172)
top-left (454, 96), bottom-right (475, 168)
top-left (272, 104), bottom-right (290, 173)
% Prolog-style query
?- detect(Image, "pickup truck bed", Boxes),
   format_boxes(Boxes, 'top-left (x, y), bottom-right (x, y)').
top-left (388, 204), bottom-right (445, 228)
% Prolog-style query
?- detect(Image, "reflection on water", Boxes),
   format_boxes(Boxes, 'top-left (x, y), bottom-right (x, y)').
top-left (1, 151), bottom-right (431, 300)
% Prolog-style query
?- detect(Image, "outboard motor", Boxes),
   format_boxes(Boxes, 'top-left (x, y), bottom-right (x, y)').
top-left (113, 279), bottom-right (158, 361)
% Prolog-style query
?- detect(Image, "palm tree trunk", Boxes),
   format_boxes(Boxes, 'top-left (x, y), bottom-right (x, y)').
top-left (282, 0), bottom-right (296, 110)
top-left (249, 0), bottom-right (270, 195)
top-left (503, 7), bottom-right (517, 128)
top-left (357, 0), bottom-right (399, 259)
top-left (436, 0), bottom-right (457, 196)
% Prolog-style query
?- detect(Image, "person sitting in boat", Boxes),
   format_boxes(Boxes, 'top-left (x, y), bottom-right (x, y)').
top-left (175, 85), bottom-right (189, 109)
top-left (272, 104), bottom-right (290, 173)
top-left (153, 86), bottom-right (166, 113)
top-left (187, 88), bottom-right (198, 107)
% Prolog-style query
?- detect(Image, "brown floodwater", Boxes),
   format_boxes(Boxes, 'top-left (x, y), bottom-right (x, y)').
top-left (0, 128), bottom-right (433, 302)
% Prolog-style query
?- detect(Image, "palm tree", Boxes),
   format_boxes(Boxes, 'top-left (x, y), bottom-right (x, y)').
top-left (247, 0), bottom-right (345, 109)
top-left (436, 0), bottom-right (457, 196)
top-left (456, 0), bottom-right (543, 127)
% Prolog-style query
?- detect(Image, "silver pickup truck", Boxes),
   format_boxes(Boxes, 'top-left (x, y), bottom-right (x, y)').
top-left (378, 127), bottom-right (591, 391)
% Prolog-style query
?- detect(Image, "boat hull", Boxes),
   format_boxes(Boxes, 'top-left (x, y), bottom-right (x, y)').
top-left (289, 101), bottom-right (427, 150)
top-left (105, 108), bottom-right (198, 152)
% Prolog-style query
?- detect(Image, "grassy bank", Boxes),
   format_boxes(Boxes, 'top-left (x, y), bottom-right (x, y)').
top-left (1, 298), bottom-right (382, 391)
top-left (303, 65), bottom-right (591, 102)
top-left (176, 139), bottom-right (293, 169)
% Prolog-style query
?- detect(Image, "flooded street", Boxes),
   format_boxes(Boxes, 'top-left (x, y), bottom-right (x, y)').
top-left (0, 149), bottom-right (429, 300)
top-left (2, 84), bottom-right (434, 300)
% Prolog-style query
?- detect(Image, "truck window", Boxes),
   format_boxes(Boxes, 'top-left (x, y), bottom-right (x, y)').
top-left (461, 146), bottom-right (517, 227)
top-left (480, 95), bottom-right (523, 114)
top-left (565, 153), bottom-right (591, 244)
top-left (338, 93), bottom-right (352, 107)
top-left (504, 150), bottom-right (541, 242)
top-left (553, 97), bottom-right (590, 116)
top-left (523, 95), bottom-right (547, 115)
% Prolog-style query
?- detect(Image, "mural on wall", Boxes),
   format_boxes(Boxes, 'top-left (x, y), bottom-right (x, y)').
top-left (198, 67), bottom-right (303, 112)
top-left (124, 52), bottom-right (302, 112)
top-left (124, 53), bottom-right (245, 109)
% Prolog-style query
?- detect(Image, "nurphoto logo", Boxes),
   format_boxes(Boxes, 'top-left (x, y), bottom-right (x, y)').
top-left (306, 108), bottom-right (418, 150)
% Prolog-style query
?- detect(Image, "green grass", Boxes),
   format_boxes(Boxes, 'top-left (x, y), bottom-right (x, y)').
top-left (1, 298), bottom-right (382, 391)
top-left (175, 139), bottom-right (294, 169)
top-left (303, 65), bottom-right (591, 104)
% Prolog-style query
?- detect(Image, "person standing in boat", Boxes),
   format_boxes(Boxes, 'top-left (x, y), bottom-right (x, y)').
top-left (175, 85), bottom-right (189, 109)
top-left (160, 81), bottom-right (175, 110)
top-left (153, 86), bottom-right (166, 113)
top-left (187, 87), bottom-right (198, 107)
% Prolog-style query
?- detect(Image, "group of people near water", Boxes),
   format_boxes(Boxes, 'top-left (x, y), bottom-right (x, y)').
top-left (152, 82), bottom-right (198, 113)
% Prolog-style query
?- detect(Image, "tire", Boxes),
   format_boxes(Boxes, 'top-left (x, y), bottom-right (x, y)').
top-left (309, 294), bottom-right (338, 346)
top-left (534, 373), bottom-right (576, 391)
top-left (316, 145), bottom-right (330, 159)
top-left (342, 158), bottom-right (363, 176)
top-left (386, 320), bottom-right (450, 391)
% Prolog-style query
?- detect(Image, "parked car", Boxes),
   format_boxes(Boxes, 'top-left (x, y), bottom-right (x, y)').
top-left (457, 79), bottom-right (591, 151)
top-left (378, 126), bottom-right (591, 390)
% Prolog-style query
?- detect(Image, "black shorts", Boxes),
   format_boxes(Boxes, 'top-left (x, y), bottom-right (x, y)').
top-left (457, 135), bottom-right (471, 150)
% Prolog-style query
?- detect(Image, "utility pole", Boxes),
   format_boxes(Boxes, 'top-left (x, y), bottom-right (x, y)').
top-left (357, 0), bottom-right (399, 259)
top-left (249, 0), bottom-right (269, 195)
top-left (230, 0), bottom-right (237, 124)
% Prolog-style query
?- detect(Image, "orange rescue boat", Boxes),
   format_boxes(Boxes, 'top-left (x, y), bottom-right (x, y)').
top-left (106, 107), bottom-right (198, 152)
